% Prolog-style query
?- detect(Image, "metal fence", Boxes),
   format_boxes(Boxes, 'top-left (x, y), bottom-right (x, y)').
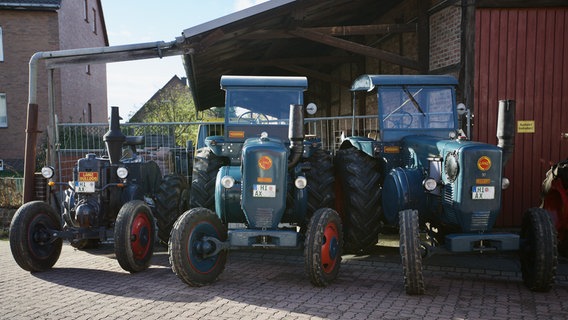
top-left (53, 115), bottom-right (378, 184)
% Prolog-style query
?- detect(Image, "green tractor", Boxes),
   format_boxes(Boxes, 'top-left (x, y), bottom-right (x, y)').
top-left (335, 74), bottom-right (557, 294)
top-left (169, 75), bottom-right (342, 287)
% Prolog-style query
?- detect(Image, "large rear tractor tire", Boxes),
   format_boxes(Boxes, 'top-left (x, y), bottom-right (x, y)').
top-left (9, 201), bottom-right (63, 272)
top-left (335, 147), bottom-right (382, 253)
top-left (114, 200), bottom-right (156, 273)
top-left (305, 148), bottom-right (335, 218)
top-left (520, 207), bottom-right (557, 292)
top-left (399, 209), bottom-right (425, 295)
top-left (189, 148), bottom-right (228, 210)
top-left (304, 207), bottom-right (343, 287)
top-left (169, 207), bottom-right (228, 286)
top-left (155, 174), bottom-right (189, 243)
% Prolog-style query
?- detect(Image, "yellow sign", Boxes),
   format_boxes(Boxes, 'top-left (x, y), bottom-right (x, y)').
top-left (517, 120), bottom-right (535, 133)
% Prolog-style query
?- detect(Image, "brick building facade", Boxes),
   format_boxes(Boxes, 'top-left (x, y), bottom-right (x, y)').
top-left (0, 0), bottom-right (108, 172)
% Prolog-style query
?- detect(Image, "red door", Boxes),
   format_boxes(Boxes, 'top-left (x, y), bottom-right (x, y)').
top-left (474, 7), bottom-right (568, 227)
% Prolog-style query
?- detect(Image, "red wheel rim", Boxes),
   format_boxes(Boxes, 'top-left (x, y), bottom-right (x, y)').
top-left (131, 212), bottom-right (151, 259)
top-left (321, 222), bottom-right (339, 273)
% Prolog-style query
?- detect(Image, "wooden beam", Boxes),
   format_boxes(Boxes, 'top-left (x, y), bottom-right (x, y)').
top-left (231, 55), bottom-right (360, 68)
top-left (277, 65), bottom-right (351, 88)
top-left (240, 24), bottom-right (417, 40)
top-left (289, 28), bottom-right (421, 70)
top-left (308, 24), bottom-right (417, 36)
top-left (476, 0), bottom-right (568, 7)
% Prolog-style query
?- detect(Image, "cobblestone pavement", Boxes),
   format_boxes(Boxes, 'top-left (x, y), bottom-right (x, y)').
top-left (1, 239), bottom-right (567, 320)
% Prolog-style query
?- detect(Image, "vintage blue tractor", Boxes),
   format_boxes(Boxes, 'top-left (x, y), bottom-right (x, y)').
top-left (168, 76), bottom-right (342, 287)
top-left (335, 74), bottom-right (557, 294)
top-left (10, 107), bottom-right (188, 273)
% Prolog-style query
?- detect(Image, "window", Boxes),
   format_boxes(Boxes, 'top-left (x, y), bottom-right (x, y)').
top-left (0, 94), bottom-right (7, 127)
top-left (84, 0), bottom-right (89, 22)
top-left (0, 26), bottom-right (4, 62)
top-left (91, 8), bottom-right (97, 34)
top-left (87, 103), bottom-right (92, 123)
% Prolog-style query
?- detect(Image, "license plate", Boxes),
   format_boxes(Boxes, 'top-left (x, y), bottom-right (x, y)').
top-left (253, 184), bottom-right (276, 197)
top-left (76, 181), bottom-right (96, 193)
top-left (472, 186), bottom-right (495, 200)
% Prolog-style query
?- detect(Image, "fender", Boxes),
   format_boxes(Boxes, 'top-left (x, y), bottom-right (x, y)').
top-left (339, 136), bottom-right (375, 157)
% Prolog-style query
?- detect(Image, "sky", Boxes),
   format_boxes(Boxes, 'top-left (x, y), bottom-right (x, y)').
top-left (100, 0), bottom-right (267, 120)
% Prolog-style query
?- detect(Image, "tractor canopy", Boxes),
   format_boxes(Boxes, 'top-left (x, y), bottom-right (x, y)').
top-left (351, 74), bottom-right (459, 142)
top-left (220, 75), bottom-right (307, 142)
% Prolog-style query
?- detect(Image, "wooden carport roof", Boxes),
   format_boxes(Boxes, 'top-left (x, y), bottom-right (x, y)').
top-left (178, 0), bottom-right (429, 111)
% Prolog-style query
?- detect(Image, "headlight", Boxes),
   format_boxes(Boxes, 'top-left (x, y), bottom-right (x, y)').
top-left (445, 152), bottom-right (459, 182)
top-left (116, 167), bottom-right (129, 179)
top-left (221, 175), bottom-right (235, 189)
top-left (423, 178), bottom-right (438, 191)
top-left (295, 176), bottom-right (307, 189)
top-left (41, 166), bottom-right (54, 179)
top-left (502, 177), bottom-right (510, 190)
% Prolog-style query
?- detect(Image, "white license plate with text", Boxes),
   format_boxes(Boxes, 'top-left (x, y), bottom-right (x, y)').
top-left (253, 184), bottom-right (276, 197)
top-left (472, 186), bottom-right (495, 200)
top-left (76, 181), bottom-right (96, 193)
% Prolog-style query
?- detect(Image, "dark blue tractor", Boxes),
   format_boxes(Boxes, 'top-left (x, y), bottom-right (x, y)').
top-left (168, 76), bottom-right (342, 287)
top-left (10, 107), bottom-right (189, 273)
top-left (335, 74), bottom-right (557, 294)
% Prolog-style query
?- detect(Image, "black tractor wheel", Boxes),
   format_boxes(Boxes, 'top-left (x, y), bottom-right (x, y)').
top-left (189, 148), bottom-right (228, 210)
top-left (305, 148), bottom-right (335, 218)
top-left (399, 209), bottom-right (425, 295)
top-left (520, 207), bottom-right (558, 292)
top-left (169, 207), bottom-right (228, 286)
top-left (304, 207), bottom-right (343, 287)
top-left (334, 147), bottom-right (383, 253)
top-left (114, 200), bottom-right (156, 273)
top-left (9, 201), bottom-right (63, 272)
top-left (155, 174), bottom-right (189, 243)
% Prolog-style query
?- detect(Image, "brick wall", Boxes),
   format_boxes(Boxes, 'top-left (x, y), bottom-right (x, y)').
top-left (58, 0), bottom-right (108, 123)
top-left (0, 0), bottom-right (108, 169)
top-left (0, 10), bottom-right (59, 161)
top-left (430, 5), bottom-right (462, 71)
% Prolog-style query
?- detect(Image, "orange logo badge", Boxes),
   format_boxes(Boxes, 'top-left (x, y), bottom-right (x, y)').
top-left (258, 156), bottom-right (272, 170)
top-left (477, 156), bottom-right (491, 171)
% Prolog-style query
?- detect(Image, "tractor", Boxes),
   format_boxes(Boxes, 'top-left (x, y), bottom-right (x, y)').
top-left (335, 74), bottom-right (557, 294)
top-left (168, 75), bottom-right (342, 287)
top-left (9, 106), bottom-right (188, 273)
top-left (541, 158), bottom-right (568, 256)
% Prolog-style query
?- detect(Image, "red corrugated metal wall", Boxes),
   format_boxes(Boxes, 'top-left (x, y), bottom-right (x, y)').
top-left (474, 7), bottom-right (568, 227)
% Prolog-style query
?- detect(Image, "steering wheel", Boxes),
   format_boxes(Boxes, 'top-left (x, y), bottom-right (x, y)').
top-left (237, 111), bottom-right (270, 124)
top-left (384, 110), bottom-right (413, 128)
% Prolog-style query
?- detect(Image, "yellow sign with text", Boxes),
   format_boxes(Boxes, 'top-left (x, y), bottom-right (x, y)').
top-left (517, 120), bottom-right (535, 133)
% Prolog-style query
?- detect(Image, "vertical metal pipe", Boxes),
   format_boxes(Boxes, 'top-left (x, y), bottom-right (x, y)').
top-left (23, 103), bottom-right (39, 203)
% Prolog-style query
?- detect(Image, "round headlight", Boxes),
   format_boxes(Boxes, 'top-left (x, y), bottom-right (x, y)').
top-left (41, 166), bottom-right (54, 179)
top-left (445, 152), bottom-right (459, 182)
top-left (502, 177), bottom-right (510, 190)
top-left (295, 176), bottom-right (307, 189)
top-left (116, 167), bottom-right (129, 179)
top-left (423, 178), bottom-right (438, 191)
top-left (221, 176), bottom-right (235, 189)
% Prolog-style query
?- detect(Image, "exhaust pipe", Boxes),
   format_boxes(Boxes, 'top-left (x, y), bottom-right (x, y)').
top-left (103, 106), bottom-right (126, 165)
top-left (288, 104), bottom-right (304, 169)
top-left (496, 100), bottom-right (515, 167)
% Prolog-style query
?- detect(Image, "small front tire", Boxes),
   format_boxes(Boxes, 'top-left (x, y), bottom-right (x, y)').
top-left (9, 201), bottom-right (63, 272)
top-left (114, 200), bottom-right (156, 273)
top-left (520, 207), bottom-right (557, 292)
top-left (399, 209), bottom-right (425, 295)
top-left (304, 207), bottom-right (343, 287)
top-left (169, 207), bottom-right (228, 286)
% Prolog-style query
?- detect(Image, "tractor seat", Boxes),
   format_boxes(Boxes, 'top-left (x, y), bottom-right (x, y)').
top-left (124, 136), bottom-right (144, 146)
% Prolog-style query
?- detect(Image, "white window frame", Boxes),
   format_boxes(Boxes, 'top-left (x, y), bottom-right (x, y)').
top-left (0, 26), bottom-right (4, 62)
top-left (0, 93), bottom-right (7, 127)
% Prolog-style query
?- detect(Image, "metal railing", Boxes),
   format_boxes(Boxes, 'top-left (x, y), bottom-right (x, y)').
top-left (53, 115), bottom-right (378, 184)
